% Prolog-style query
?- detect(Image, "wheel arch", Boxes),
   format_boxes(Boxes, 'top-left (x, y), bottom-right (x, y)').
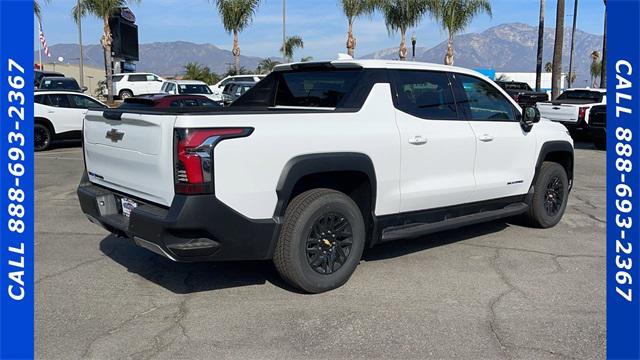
top-left (274, 153), bottom-right (377, 241)
top-left (533, 141), bottom-right (574, 189)
top-left (35, 116), bottom-right (56, 135)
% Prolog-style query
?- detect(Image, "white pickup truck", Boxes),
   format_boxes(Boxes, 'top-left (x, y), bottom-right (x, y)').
top-left (78, 60), bottom-right (574, 293)
top-left (537, 88), bottom-right (606, 133)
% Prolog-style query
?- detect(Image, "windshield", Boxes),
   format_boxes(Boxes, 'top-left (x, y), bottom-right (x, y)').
top-left (177, 84), bottom-right (213, 94)
top-left (40, 79), bottom-right (79, 90)
top-left (557, 90), bottom-right (604, 102)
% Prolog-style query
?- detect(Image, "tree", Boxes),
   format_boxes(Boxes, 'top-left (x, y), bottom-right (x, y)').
top-left (73, 0), bottom-right (140, 102)
top-left (600, 0), bottom-right (606, 88)
top-left (551, 0), bottom-right (565, 99)
top-left (535, 0), bottom-right (545, 91)
top-left (340, 0), bottom-right (377, 57)
top-left (300, 56), bottom-right (314, 62)
top-left (256, 58), bottom-right (281, 74)
top-left (545, 62), bottom-right (553, 72)
top-left (214, 0), bottom-right (260, 75)
top-left (376, 0), bottom-right (438, 61)
top-left (436, 0), bottom-right (491, 65)
top-left (280, 35), bottom-right (304, 62)
top-left (590, 51), bottom-right (602, 87)
top-left (565, 71), bottom-right (577, 86)
top-left (34, 0), bottom-right (50, 21)
top-left (183, 62), bottom-right (220, 84)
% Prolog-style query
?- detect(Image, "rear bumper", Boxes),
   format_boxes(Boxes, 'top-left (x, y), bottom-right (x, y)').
top-left (77, 180), bottom-right (279, 262)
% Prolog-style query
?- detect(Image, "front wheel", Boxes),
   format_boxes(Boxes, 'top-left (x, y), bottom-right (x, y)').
top-left (274, 189), bottom-right (366, 293)
top-left (524, 162), bottom-right (569, 228)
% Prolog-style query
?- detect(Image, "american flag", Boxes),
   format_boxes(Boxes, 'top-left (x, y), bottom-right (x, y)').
top-left (38, 23), bottom-right (51, 58)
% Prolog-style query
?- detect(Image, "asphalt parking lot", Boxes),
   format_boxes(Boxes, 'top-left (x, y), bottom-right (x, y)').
top-left (36, 142), bottom-right (605, 360)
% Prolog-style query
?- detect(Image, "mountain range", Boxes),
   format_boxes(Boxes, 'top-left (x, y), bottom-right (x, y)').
top-left (38, 23), bottom-right (602, 84)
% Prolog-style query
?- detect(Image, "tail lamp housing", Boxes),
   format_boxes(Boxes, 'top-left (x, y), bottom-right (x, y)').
top-left (578, 107), bottom-right (588, 122)
top-left (174, 128), bottom-right (252, 194)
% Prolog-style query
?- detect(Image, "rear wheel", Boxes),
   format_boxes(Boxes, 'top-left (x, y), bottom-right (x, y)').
top-left (119, 90), bottom-right (133, 99)
top-left (274, 189), bottom-right (365, 293)
top-left (524, 162), bottom-right (569, 228)
top-left (593, 135), bottom-right (606, 150)
top-left (34, 123), bottom-right (52, 151)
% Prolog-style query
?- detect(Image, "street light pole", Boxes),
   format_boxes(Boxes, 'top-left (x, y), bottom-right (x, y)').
top-left (567, 0), bottom-right (578, 88)
top-left (282, 0), bottom-right (286, 61)
top-left (411, 33), bottom-right (416, 61)
top-left (77, 0), bottom-right (85, 88)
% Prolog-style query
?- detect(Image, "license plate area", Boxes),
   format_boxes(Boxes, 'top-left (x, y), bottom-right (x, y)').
top-left (120, 197), bottom-right (138, 218)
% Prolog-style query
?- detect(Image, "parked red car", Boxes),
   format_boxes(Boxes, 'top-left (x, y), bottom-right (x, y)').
top-left (118, 94), bottom-right (222, 109)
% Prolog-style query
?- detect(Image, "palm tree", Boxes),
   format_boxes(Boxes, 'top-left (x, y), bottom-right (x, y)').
top-left (376, 0), bottom-right (438, 61)
top-left (340, 0), bottom-right (377, 57)
top-left (280, 35), bottom-right (304, 62)
top-left (565, 71), bottom-right (577, 86)
top-left (73, 0), bottom-right (140, 102)
top-left (256, 58), bottom-right (281, 74)
top-left (551, 0), bottom-right (565, 99)
top-left (590, 51), bottom-right (602, 87)
top-left (183, 62), bottom-right (220, 84)
top-left (436, 0), bottom-right (491, 65)
top-left (545, 62), bottom-right (553, 72)
top-left (300, 56), bottom-right (314, 62)
top-left (535, 0), bottom-right (545, 91)
top-left (214, 0), bottom-right (261, 75)
top-left (600, 0), bottom-right (606, 88)
top-left (34, 0), bottom-right (49, 21)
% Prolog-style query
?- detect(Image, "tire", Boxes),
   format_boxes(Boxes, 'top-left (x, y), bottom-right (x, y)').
top-left (119, 90), bottom-right (133, 99)
top-left (593, 136), bottom-right (606, 150)
top-left (274, 189), bottom-right (366, 293)
top-left (34, 123), bottom-right (52, 152)
top-left (524, 162), bottom-right (569, 228)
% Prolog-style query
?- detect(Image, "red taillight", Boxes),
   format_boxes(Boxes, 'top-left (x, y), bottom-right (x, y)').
top-left (514, 94), bottom-right (520, 102)
top-left (174, 128), bottom-right (251, 195)
top-left (578, 107), bottom-right (588, 121)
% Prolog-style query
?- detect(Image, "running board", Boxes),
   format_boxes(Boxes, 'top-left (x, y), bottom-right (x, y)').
top-left (381, 202), bottom-right (528, 242)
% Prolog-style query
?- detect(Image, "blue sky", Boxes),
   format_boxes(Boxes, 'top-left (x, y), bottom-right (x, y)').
top-left (35, 0), bottom-right (606, 60)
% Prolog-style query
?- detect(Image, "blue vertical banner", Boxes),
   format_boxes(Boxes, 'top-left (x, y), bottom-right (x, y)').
top-left (0, 0), bottom-right (35, 359)
top-left (607, 0), bottom-right (640, 359)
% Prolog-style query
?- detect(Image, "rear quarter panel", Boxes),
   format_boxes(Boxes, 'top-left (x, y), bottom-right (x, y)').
top-left (174, 83), bottom-right (402, 220)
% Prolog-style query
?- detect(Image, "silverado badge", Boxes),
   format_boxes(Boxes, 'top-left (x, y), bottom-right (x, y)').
top-left (105, 129), bottom-right (125, 143)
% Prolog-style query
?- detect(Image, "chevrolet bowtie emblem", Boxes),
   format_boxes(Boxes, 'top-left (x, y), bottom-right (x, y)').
top-left (105, 129), bottom-right (125, 143)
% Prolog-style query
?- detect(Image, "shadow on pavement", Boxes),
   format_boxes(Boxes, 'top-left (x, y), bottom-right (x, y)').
top-left (100, 220), bottom-right (513, 294)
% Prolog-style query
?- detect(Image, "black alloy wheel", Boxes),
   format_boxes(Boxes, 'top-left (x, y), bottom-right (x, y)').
top-left (306, 212), bottom-right (353, 275)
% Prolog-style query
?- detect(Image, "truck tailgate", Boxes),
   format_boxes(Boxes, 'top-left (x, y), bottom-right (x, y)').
top-left (83, 110), bottom-right (176, 206)
top-left (537, 102), bottom-right (579, 123)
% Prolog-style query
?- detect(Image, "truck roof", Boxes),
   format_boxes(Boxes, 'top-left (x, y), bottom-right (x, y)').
top-left (273, 59), bottom-right (489, 78)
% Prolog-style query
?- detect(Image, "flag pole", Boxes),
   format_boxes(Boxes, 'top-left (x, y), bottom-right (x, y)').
top-left (38, 21), bottom-right (43, 70)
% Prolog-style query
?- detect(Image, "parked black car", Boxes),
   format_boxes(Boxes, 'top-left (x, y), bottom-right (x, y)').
top-left (34, 70), bottom-right (64, 87)
top-left (495, 81), bottom-right (549, 108)
top-left (589, 104), bottom-right (606, 150)
top-left (38, 77), bottom-right (87, 93)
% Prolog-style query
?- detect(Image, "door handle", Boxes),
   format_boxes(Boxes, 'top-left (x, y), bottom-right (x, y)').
top-left (408, 136), bottom-right (428, 145)
top-left (478, 134), bottom-right (494, 142)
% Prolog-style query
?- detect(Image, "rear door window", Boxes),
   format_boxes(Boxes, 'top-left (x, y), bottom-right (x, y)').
top-left (128, 75), bottom-right (147, 82)
top-left (68, 95), bottom-right (104, 109)
top-left (45, 94), bottom-right (72, 108)
top-left (391, 70), bottom-right (458, 120)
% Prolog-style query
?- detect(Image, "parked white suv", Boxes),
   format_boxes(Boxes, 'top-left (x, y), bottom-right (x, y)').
top-left (34, 90), bottom-right (106, 151)
top-left (160, 80), bottom-right (217, 101)
top-left (107, 72), bottom-right (165, 99)
top-left (209, 74), bottom-right (264, 102)
top-left (78, 60), bottom-right (573, 293)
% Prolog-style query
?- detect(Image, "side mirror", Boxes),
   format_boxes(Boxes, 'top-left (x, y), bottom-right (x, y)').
top-left (520, 106), bottom-right (541, 131)
top-left (81, 86), bottom-right (88, 93)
